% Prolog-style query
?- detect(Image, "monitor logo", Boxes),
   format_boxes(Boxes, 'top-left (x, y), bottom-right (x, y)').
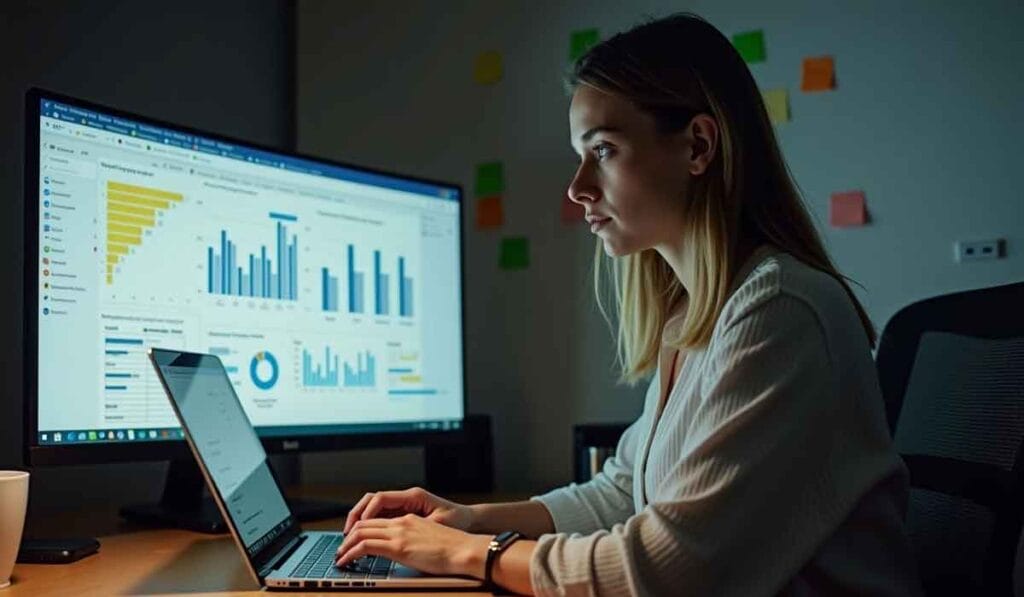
top-left (283, 440), bottom-right (300, 451)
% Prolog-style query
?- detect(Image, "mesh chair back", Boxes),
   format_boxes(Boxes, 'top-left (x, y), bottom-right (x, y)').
top-left (877, 281), bottom-right (1024, 596)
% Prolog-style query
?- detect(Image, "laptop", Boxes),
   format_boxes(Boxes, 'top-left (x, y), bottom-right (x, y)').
top-left (148, 347), bottom-right (483, 591)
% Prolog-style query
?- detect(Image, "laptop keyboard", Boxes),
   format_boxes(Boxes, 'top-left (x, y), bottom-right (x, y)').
top-left (290, 534), bottom-right (395, 579)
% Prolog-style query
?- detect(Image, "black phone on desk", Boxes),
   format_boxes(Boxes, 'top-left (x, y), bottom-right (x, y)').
top-left (17, 538), bottom-right (100, 564)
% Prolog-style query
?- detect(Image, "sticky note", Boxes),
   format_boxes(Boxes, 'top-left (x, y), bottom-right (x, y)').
top-left (561, 194), bottom-right (584, 224)
top-left (829, 190), bottom-right (866, 227)
top-left (570, 28), bottom-right (600, 62)
top-left (732, 30), bottom-right (766, 63)
top-left (476, 196), bottom-right (503, 229)
top-left (475, 162), bottom-right (503, 197)
top-left (499, 237), bottom-right (529, 270)
top-left (762, 88), bottom-right (789, 124)
top-left (473, 51), bottom-right (502, 85)
top-left (801, 56), bottom-right (835, 92)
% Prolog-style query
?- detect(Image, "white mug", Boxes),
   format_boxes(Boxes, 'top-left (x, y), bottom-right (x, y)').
top-left (0, 471), bottom-right (29, 590)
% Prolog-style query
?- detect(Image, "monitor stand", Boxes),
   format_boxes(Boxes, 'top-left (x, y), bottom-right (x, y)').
top-left (120, 458), bottom-right (350, 534)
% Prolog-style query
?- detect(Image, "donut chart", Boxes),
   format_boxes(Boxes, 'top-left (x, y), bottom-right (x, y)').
top-left (249, 351), bottom-right (279, 390)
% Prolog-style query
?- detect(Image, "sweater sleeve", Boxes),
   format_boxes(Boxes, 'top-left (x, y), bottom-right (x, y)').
top-left (529, 396), bottom-right (649, 535)
top-left (530, 293), bottom-right (863, 597)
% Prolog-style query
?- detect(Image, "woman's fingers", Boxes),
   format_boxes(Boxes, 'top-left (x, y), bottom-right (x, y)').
top-left (344, 492), bottom-right (375, 533)
top-left (335, 538), bottom-right (393, 568)
top-left (360, 488), bottom-right (421, 523)
top-left (336, 524), bottom-right (396, 563)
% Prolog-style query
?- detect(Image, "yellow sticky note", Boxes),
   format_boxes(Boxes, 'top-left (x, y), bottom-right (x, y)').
top-left (801, 56), bottom-right (835, 92)
top-left (473, 51), bottom-right (502, 85)
top-left (762, 88), bottom-right (789, 124)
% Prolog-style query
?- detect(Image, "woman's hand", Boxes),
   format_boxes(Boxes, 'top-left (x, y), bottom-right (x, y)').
top-left (343, 487), bottom-right (473, 533)
top-left (335, 514), bottom-right (490, 578)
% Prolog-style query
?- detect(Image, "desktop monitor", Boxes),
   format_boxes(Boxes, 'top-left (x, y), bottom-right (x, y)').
top-left (23, 88), bottom-right (466, 528)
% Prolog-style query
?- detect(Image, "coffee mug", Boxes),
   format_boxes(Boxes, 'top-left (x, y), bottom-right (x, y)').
top-left (0, 471), bottom-right (29, 590)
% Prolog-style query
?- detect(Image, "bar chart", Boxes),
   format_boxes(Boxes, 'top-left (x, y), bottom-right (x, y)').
top-left (105, 181), bottom-right (183, 285)
top-left (322, 267), bottom-right (340, 312)
top-left (344, 349), bottom-right (376, 388)
top-left (300, 345), bottom-right (377, 388)
top-left (208, 213), bottom-right (298, 300)
top-left (398, 257), bottom-right (414, 317)
top-left (322, 246), bottom-right (414, 317)
top-left (102, 321), bottom-right (188, 428)
top-left (347, 244), bottom-right (365, 313)
top-left (373, 250), bottom-right (390, 316)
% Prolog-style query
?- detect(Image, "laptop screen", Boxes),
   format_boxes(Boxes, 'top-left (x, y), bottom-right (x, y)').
top-left (152, 349), bottom-right (292, 556)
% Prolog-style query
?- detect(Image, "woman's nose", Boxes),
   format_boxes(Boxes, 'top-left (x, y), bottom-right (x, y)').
top-left (567, 165), bottom-right (598, 205)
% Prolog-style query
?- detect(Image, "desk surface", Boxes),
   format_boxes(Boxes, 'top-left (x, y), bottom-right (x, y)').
top-left (8, 486), bottom-right (522, 596)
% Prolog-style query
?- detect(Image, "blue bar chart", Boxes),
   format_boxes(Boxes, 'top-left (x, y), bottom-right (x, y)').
top-left (344, 350), bottom-right (376, 388)
top-left (324, 245), bottom-right (412, 318)
top-left (398, 257), bottom-right (414, 317)
top-left (208, 213), bottom-right (298, 300)
top-left (302, 346), bottom-right (340, 387)
top-left (300, 345), bottom-right (377, 388)
top-left (322, 267), bottom-right (339, 312)
top-left (347, 244), bottom-right (365, 313)
top-left (374, 250), bottom-right (390, 315)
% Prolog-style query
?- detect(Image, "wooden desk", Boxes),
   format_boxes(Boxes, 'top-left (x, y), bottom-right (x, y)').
top-left (8, 486), bottom-right (523, 596)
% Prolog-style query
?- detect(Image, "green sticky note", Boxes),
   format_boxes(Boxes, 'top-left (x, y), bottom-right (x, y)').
top-left (570, 28), bottom-right (600, 62)
top-left (732, 30), bottom-right (765, 63)
top-left (475, 161), bottom-right (503, 197)
top-left (499, 237), bottom-right (529, 270)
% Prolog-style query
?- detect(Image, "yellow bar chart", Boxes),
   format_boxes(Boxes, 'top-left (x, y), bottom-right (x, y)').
top-left (105, 181), bottom-right (183, 284)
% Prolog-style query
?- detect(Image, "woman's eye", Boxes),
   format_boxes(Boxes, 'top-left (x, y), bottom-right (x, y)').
top-left (593, 144), bottom-right (613, 160)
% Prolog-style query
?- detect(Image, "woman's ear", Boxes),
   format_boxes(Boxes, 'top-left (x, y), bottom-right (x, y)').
top-left (686, 114), bottom-right (718, 176)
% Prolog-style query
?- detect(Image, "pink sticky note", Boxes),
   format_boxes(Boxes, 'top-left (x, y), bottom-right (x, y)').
top-left (561, 193), bottom-right (584, 224)
top-left (830, 190), bottom-right (866, 227)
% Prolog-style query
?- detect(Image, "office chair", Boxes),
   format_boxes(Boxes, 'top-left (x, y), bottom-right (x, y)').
top-left (876, 281), bottom-right (1024, 596)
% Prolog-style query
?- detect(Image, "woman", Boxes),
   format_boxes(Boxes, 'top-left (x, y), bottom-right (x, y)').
top-left (335, 13), bottom-right (921, 596)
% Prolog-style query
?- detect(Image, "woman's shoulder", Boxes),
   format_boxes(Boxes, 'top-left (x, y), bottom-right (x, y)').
top-left (717, 248), bottom-right (864, 348)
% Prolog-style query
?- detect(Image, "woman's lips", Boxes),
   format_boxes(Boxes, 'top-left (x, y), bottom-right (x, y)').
top-left (588, 216), bottom-right (611, 233)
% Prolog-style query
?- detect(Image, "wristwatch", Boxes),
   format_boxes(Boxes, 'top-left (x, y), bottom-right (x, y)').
top-left (484, 530), bottom-right (522, 591)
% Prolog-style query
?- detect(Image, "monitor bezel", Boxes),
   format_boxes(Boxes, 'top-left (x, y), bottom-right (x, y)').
top-left (24, 87), bottom-right (468, 466)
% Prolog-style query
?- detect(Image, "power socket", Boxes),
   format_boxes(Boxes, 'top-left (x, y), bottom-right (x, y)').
top-left (954, 239), bottom-right (1005, 262)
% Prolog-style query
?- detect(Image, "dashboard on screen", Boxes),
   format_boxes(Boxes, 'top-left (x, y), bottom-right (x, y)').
top-left (31, 93), bottom-right (464, 446)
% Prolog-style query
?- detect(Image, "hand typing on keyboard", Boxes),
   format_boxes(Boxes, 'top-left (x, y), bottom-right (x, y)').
top-left (334, 510), bottom-right (491, 580)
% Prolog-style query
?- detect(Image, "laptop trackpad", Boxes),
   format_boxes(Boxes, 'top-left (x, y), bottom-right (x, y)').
top-left (390, 564), bottom-right (427, 578)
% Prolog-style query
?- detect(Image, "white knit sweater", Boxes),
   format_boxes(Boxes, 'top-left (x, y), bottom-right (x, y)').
top-left (530, 247), bottom-right (922, 596)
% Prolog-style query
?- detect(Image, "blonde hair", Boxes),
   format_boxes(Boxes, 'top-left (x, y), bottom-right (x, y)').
top-left (573, 14), bottom-right (876, 384)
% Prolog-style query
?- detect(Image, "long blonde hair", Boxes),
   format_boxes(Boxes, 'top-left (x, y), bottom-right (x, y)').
top-left (571, 13), bottom-right (875, 384)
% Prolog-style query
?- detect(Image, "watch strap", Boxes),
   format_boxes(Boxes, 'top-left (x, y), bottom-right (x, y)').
top-left (484, 530), bottom-right (522, 591)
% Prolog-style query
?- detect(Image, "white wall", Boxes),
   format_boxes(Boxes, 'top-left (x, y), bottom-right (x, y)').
top-left (296, 0), bottom-right (1024, 492)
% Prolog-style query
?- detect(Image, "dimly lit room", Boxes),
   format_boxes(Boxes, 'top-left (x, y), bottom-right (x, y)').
top-left (1, 1), bottom-right (1022, 595)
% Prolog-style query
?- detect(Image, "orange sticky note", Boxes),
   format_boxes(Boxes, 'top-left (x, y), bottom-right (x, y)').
top-left (561, 194), bottom-right (583, 224)
top-left (801, 56), bottom-right (835, 92)
top-left (829, 191), bottom-right (866, 227)
top-left (476, 196), bottom-right (503, 228)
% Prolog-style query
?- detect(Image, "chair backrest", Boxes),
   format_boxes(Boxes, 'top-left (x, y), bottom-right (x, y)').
top-left (876, 281), bottom-right (1024, 596)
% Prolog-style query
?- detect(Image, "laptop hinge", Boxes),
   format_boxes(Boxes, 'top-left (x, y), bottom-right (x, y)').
top-left (260, 534), bottom-right (307, 576)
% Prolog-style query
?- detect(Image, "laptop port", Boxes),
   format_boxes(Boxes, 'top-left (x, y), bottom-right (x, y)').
top-left (289, 581), bottom-right (299, 587)
top-left (352, 581), bottom-right (364, 587)
top-left (303, 581), bottom-right (316, 588)
top-left (367, 581), bottom-right (376, 587)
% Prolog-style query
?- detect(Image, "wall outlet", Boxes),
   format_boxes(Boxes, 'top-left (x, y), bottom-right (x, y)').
top-left (954, 238), bottom-right (1005, 262)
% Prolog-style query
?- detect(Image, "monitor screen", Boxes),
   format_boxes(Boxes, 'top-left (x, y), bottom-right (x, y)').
top-left (29, 91), bottom-right (464, 449)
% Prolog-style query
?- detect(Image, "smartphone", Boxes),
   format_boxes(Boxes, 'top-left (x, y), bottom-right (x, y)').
top-left (16, 538), bottom-right (100, 564)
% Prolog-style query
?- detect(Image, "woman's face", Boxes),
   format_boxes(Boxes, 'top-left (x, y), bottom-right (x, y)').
top-left (567, 85), bottom-right (698, 257)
